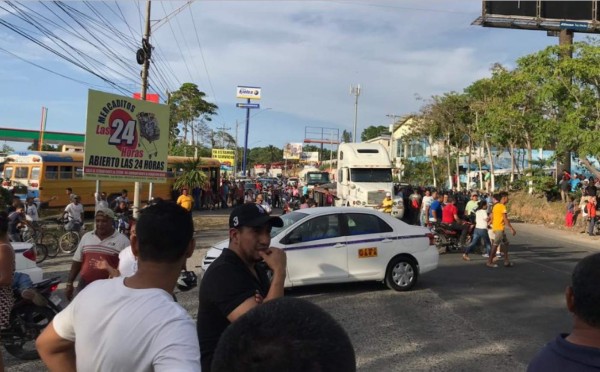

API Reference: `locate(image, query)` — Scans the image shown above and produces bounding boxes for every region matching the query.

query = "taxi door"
[343,213,395,279]
[280,213,348,285]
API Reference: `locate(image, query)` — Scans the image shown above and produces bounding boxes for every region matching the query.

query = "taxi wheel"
[385,256,418,292]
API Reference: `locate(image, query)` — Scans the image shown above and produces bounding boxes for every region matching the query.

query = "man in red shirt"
[441,196,469,247]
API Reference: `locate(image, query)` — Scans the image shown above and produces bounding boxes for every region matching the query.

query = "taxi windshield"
[271,211,308,237]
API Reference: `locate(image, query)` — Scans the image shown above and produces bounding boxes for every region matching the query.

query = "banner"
[283,143,303,160]
[83,90,169,183]
[300,152,319,163]
[212,148,235,167]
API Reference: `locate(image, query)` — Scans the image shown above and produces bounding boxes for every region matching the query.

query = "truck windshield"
[350,168,392,182]
[306,173,330,185]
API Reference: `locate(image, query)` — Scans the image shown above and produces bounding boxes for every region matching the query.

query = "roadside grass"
[508,191,573,229]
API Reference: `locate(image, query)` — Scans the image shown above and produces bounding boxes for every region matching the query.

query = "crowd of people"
[395,185,516,268]
[559,170,600,238]
[0,175,595,370]
[28,200,357,372]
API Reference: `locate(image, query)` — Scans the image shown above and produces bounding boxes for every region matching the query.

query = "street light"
[241,108,272,176]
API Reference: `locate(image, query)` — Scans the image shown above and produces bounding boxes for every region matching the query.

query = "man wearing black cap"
[197,203,286,372]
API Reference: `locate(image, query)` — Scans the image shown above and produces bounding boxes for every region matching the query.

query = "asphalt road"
[5,214,598,371]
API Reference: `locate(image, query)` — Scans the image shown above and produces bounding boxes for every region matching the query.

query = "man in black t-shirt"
[197,203,286,372]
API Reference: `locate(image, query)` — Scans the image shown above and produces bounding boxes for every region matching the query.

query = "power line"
[0,15,133,96]
[0,45,111,89]
[188,4,223,121]
[160,1,194,82]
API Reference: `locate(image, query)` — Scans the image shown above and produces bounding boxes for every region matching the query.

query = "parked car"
[201,207,438,291]
[14,242,43,283]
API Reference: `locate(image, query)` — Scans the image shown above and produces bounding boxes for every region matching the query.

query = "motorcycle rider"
[441,196,469,249]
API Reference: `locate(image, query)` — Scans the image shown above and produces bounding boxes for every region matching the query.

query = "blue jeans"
[464,228,491,255]
[12,272,33,291]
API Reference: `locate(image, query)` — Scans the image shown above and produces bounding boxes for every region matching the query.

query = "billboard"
[84,90,169,183]
[300,152,319,163]
[476,1,600,33]
[283,143,303,160]
[212,148,235,167]
[236,86,261,100]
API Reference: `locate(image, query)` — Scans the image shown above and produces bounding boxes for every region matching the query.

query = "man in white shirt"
[94,191,109,211]
[24,197,40,223]
[63,195,84,232]
[36,201,200,372]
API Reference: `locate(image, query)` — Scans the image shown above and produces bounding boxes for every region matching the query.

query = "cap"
[385,192,391,197]
[96,207,115,219]
[471,192,478,197]
[229,203,283,229]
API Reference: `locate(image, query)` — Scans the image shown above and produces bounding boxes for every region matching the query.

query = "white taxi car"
[201,207,438,291]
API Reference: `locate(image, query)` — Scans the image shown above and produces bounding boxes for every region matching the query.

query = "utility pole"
[351,84,361,142]
[234,120,239,175]
[134,0,152,219]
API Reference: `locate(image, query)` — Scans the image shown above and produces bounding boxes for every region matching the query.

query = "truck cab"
[304,171,330,191]
[336,143,404,219]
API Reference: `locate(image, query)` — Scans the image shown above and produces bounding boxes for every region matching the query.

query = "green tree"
[172,157,207,191]
[361,125,388,142]
[1,144,14,154]
[27,142,59,151]
[341,130,352,143]
[169,83,218,150]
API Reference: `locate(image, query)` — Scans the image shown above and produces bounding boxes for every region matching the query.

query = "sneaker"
[21,289,48,307]
[462,254,470,261]
[482,254,490,258]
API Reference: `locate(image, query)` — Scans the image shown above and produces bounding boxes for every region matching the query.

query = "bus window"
[75,166,83,178]
[15,167,29,179]
[31,166,40,180]
[3,167,13,180]
[60,166,73,179]
[46,166,58,180]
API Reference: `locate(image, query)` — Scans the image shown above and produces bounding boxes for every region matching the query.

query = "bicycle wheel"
[34,244,48,264]
[59,232,80,254]
[42,232,60,258]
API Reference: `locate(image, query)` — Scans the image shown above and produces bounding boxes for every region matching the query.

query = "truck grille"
[367,191,386,205]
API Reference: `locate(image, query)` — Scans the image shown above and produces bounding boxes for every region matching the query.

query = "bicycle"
[20,223,54,264]
[57,217,84,254]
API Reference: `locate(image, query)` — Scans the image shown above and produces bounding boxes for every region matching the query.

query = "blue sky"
[0,1,592,152]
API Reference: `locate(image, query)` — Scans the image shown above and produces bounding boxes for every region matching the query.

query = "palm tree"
[173,157,208,191]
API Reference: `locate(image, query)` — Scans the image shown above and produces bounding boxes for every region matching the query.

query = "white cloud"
[0,0,583,148]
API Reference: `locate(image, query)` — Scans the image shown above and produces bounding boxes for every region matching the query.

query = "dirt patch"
[193,215,229,231]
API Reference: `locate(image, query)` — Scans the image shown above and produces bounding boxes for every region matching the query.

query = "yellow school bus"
[1,150,220,210]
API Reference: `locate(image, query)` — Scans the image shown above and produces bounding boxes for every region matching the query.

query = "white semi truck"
[333,142,404,218]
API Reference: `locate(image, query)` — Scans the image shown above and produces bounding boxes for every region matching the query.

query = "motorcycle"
[431,222,475,253]
[2,276,63,360]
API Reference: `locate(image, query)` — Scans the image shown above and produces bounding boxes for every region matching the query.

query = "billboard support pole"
[242,99,251,177]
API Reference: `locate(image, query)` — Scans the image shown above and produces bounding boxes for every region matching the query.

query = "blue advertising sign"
[560,21,589,31]
[236,103,260,109]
